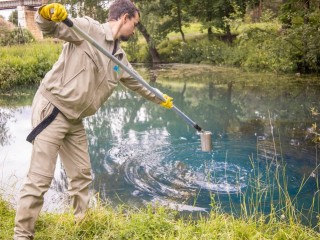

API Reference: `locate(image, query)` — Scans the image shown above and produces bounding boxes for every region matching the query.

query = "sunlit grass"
[1,176,319,240]
[167,22,207,40]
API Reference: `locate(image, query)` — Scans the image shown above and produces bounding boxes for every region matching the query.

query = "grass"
[1,181,319,240]
[167,22,207,40]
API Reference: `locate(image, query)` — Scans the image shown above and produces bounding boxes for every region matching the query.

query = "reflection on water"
[0,64,319,218]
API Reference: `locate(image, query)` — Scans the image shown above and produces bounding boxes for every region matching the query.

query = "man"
[14,0,173,239]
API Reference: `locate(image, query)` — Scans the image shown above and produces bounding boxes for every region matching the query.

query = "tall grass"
[1,157,320,240]
[1,193,319,240]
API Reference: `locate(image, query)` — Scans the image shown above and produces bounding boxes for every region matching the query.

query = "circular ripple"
[106,131,249,207]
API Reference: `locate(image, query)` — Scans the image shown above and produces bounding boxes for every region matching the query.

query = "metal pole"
[62,18,203,132]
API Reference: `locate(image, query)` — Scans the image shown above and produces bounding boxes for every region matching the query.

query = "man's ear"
[122,13,129,23]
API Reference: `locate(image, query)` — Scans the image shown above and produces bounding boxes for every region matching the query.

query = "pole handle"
[63,18,73,27]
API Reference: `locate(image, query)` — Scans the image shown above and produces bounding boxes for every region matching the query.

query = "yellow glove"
[40,3,68,22]
[160,94,173,109]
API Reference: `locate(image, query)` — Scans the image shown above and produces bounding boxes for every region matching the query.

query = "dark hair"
[108,0,140,21]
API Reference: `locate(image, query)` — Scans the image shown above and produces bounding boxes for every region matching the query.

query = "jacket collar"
[103,22,114,42]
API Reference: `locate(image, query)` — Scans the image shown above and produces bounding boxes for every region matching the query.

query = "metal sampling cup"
[200,131,212,152]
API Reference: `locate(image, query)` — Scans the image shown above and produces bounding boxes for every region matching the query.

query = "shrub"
[0,17,34,46]
[0,41,62,91]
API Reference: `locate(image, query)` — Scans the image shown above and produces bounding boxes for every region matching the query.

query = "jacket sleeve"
[119,59,163,105]
[34,6,92,44]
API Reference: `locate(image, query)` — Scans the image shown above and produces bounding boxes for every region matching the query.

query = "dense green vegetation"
[0,16,34,46]
[126,0,320,73]
[0,0,319,79]
[0,41,61,91]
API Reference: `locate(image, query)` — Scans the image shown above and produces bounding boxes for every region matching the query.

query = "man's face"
[119,11,139,41]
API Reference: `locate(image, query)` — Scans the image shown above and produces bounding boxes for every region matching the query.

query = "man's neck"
[108,20,122,40]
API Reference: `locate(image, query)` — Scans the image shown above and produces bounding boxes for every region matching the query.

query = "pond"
[0,64,319,223]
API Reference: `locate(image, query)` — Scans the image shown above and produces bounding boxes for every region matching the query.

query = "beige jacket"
[35,13,162,120]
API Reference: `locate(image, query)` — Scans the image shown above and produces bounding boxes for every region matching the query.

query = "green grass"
[1,191,319,240]
[167,22,207,40]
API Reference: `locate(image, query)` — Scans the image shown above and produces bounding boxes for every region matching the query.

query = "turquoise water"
[0,64,319,222]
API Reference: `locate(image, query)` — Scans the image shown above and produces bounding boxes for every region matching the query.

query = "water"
[0,64,319,221]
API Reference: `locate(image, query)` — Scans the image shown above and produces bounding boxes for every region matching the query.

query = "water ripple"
[106,132,249,208]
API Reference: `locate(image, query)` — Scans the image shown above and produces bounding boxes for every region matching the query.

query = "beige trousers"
[14,91,92,240]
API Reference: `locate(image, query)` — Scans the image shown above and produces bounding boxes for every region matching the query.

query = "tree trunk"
[130,0,161,63]
[304,0,310,24]
[208,26,213,40]
[177,0,186,42]
[137,23,161,63]
[225,24,233,44]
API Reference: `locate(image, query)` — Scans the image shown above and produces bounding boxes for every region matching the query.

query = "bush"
[0,17,34,46]
[156,22,298,73]
[235,26,296,72]
[158,36,229,64]
[0,41,62,91]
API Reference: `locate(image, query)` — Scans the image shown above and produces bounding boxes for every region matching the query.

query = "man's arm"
[35,3,91,44]
[120,60,173,108]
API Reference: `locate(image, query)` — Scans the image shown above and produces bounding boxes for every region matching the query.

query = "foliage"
[153,0,191,42]
[188,0,247,39]
[278,0,320,73]
[7,28,35,45]
[0,16,35,46]
[156,22,293,73]
[0,41,62,92]
[8,10,18,26]
[135,0,176,44]
[121,32,149,63]
[235,23,296,72]
[158,36,225,64]
[57,0,109,23]
[0,17,14,46]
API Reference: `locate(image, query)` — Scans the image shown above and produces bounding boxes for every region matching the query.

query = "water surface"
[0,64,319,218]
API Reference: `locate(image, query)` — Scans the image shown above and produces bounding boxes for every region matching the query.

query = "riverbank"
[1,21,319,93]
[1,195,319,240]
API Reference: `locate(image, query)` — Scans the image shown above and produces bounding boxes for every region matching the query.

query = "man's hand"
[40,3,68,22]
[160,94,173,109]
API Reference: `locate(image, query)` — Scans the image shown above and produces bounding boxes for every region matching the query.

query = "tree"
[133,0,163,63]
[59,0,109,22]
[8,10,18,26]
[188,0,247,42]
[0,17,14,46]
[136,22,161,63]
[156,0,190,42]
[278,0,320,73]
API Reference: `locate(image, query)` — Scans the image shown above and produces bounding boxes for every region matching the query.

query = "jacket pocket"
[63,67,86,87]
[84,49,101,71]
[63,50,86,87]
[32,93,55,128]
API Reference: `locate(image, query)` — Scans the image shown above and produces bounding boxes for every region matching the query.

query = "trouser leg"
[14,91,66,240]
[59,121,92,219]
[14,139,60,240]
